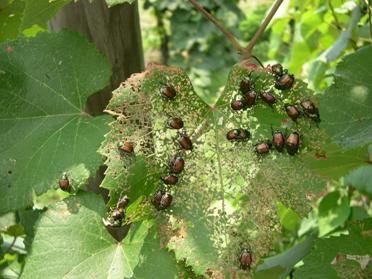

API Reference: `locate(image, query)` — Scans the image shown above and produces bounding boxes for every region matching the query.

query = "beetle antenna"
[251,55,264,68]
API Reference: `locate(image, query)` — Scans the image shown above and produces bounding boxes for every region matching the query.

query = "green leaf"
[2,224,24,237]
[22,192,178,278]
[133,219,185,278]
[350,206,370,221]
[21,0,72,30]
[344,166,372,197]
[18,209,41,251]
[319,6,361,62]
[0,0,25,41]
[255,236,315,279]
[0,31,111,213]
[276,201,301,232]
[295,219,372,279]
[298,210,318,237]
[303,143,369,180]
[101,63,325,275]
[320,46,372,149]
[105,0,135,8]
[318,191,350,237]
[0,212,16,231]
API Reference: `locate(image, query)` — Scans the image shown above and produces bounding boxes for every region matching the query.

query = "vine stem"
[368,0,372,42]
[328,0,342,31]
[187,0,244,53]
[244,0,284,58]
[4,237,17,254]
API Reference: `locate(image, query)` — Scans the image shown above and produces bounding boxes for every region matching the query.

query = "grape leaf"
[255,236,315,279]
[0,31,111,213]
[276,201,301,232]
[295,219,372,279]
[20,0,72,30]
[318,190,350,237]
[320,46,372,149]
[302,142,370,180]
[344,165,372,197]
[100,63,325,276]
[22,192,179,278]
[0,0,25,41]
[105,0,135,8]
[0,0,68,41]
[18,209,41,251]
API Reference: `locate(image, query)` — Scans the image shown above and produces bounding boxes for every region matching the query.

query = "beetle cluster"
[271,64,320,124]
[254,130,300,156]
[228,63,320,159]
[285,99,320,123]
[152,85,194,210]
[231,75,279,111]
[231,63,295,111]
[106,196,130,225]
[272,63,295,90]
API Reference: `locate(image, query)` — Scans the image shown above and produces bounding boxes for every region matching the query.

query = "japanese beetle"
[240,77,252,94]
[286,132,300,155]
[160,85,176,99]
[226,129,250,142]
[300,99,320,122]
[243,91,257,107]
[167,117,184,129]
[169,155,185,173]
[118,141,134,154]
[271,64,283,77]
[239,249,253,270]
[177,133,193,150]
[117,196,129,209]
[161,175,178,185]
[160,192,173,209]
[112,207,124,221]
[226,129,239,141]
[231,100,246,111]
[272,131,285,152]
[260,91,276,106]
[152,190,165,208]
[300,99,316,114]
[58,173,69,191]
[152,190,172,210]
[285,104,300,121]
[255,142,271,155]
[275,73,295,90]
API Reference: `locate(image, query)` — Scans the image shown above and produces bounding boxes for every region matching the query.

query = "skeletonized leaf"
[100,62,324,276]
